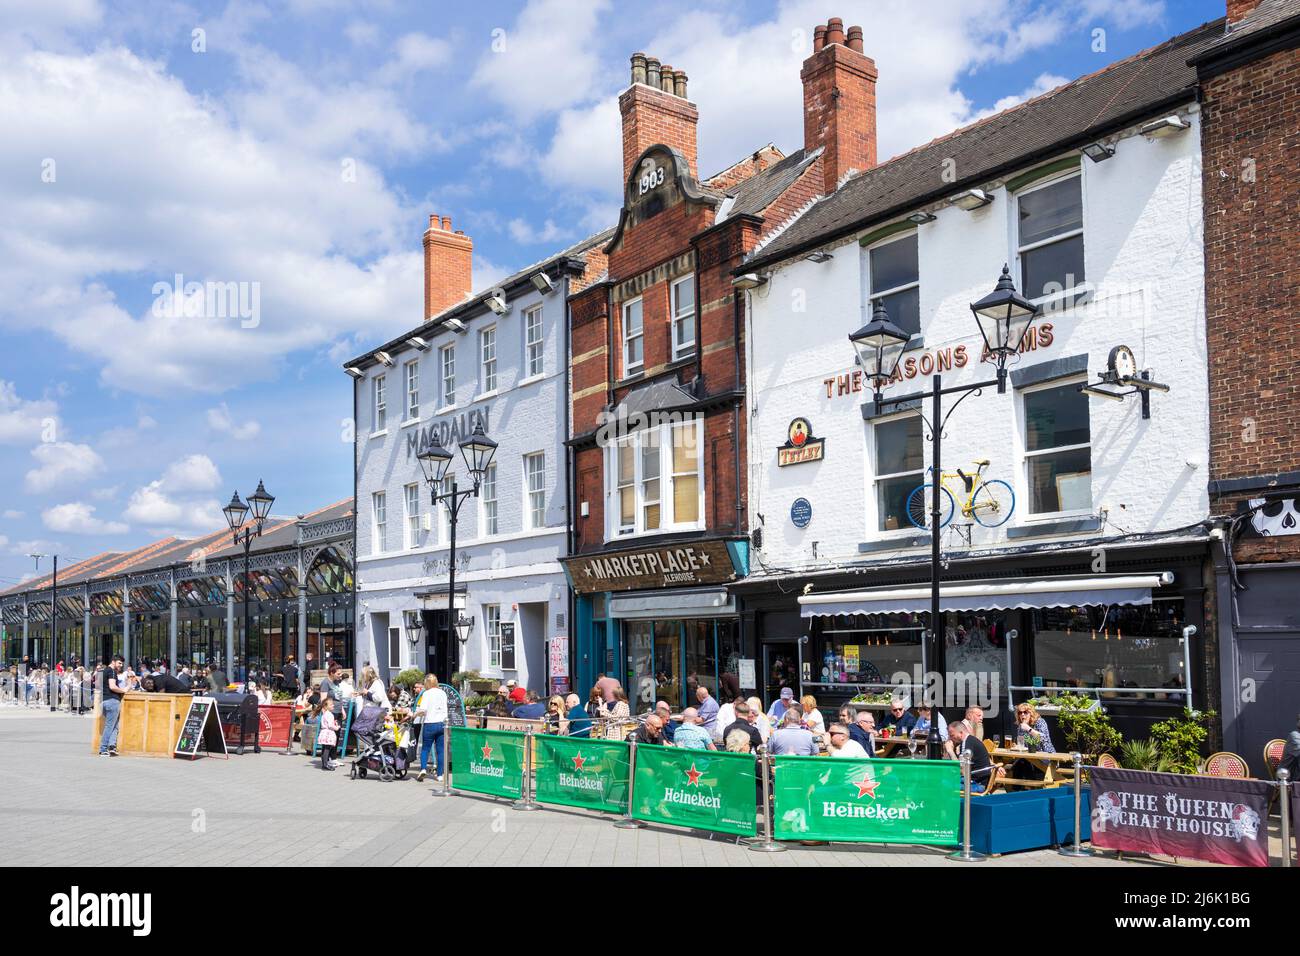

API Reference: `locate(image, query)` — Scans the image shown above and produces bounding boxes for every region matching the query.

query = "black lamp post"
[223,480,275,691]
[849,265,1039,760]
[416,422,496,681]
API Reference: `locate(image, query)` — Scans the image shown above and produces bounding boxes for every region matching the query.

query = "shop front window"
[1031,599,1187,701]
[654,621,681,709]
[813,613,927,687]
[684,619,715,702]
[627,622,653,710]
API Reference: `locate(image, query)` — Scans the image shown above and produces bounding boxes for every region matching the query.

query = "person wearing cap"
[767,686,796,722]
[507,679,526,705]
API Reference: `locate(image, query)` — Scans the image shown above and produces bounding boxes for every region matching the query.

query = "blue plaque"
[790,498,812,528]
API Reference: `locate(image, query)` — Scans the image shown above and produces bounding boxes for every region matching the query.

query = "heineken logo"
[820,802,910,820]
[558,772,604,792]
[481,743,493,760]
[685,762,703,786]
[854,774,880,799]
[571,752,586,771]
[663,787,721,809]
[470,761,504,778]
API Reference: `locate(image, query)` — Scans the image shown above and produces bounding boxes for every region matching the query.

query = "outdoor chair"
[1202,751,1249,778]
[1264,738,1286,814]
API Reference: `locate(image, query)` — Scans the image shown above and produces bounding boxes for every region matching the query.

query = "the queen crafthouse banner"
[631,744,757,836]
[772,756,960,845]
[534,735,630,814]
[450,727,525,799]
[1089,766,1272,867]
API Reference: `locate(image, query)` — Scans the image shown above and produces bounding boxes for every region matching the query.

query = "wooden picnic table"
[988,748,1077,788]
[874,735,928,758]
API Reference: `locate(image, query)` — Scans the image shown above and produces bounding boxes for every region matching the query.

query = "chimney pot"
[847,25,864,52]
[674,70,688,98]
[813,25,826,52]
[424,215,473,320]
[442,216,452,231]
[428,213,438,229]
[660,65,675,93]
[619,52,699,179]
[826,17,845,46]
[645,56,661,89]
[630,52,647,86]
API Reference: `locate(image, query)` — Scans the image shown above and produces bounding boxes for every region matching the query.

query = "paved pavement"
[0,706,1288,867]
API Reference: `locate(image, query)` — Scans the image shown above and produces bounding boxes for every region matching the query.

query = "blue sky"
[0,0,1224,589]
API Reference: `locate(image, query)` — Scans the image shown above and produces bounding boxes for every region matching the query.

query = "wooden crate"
[90,692,192,757]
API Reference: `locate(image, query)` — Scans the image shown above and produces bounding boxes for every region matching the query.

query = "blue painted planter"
[960,787,1092,855]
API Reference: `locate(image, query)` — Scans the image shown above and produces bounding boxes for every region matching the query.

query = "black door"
[424,609,459,681]
[763,641,799,708]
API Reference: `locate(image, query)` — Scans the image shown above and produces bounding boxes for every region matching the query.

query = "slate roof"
[1190,0,1300,68]
[743,18,1225,273]
[724,147,818,219]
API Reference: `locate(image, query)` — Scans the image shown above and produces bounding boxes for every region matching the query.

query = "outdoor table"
[874,735,927,758]
[989,748,1077,787]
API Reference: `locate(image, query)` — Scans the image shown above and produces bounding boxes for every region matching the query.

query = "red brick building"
[1194,0,1300,769]
[563,21,877,702]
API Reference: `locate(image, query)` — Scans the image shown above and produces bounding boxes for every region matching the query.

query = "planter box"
[468,680,498,693]
[1027,698,1101,716]
[961,787,1091,855]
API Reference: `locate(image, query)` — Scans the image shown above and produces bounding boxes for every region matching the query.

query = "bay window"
[608,417,704,538]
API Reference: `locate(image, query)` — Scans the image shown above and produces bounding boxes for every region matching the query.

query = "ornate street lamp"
[970,264,1040,391]
[224,480,274,703]
[850,300,911,414]
[416,425,496,681]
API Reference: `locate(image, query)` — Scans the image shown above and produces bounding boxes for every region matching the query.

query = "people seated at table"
[694,685,720,736]
[767,686,796,723]
[715,695,741,742]
[542,694,567,733]
[800,695,826,734]
[631,714,665,746]
[724,728,753,754]
[511,691,547,720]
[653,701,678,743]
[964,705,985,742]
[1009,702,1056,780]
[723,701,764,752]
[767,709,819,756]
[880,697,916,735]
[672,707,716,750]
[850,710,877,752]
[949,718,997,792]
[827,722,869,758]
[565,693,592,738]
[603,687,631,725]
[746,696,773,743]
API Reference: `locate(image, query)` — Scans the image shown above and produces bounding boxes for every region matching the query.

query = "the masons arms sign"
[563,539,739,594]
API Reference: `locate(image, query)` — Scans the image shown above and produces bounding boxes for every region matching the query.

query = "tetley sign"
[405,407,491,462]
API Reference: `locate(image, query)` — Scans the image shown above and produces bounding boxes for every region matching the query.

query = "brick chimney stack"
[620,52,699,180]
[423,213,472,320]
[1226,0,1262,24]
[802,17,878,195]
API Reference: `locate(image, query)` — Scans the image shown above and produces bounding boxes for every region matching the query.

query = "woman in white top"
[715,696,739,742]
[415,674,449,782]
[800,694,826,734]
[746,696,772,743]
[359,666,391,711]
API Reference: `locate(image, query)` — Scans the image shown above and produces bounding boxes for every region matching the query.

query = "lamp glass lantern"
[849,301,910,389]
[247,480,275,523]
[458,422,498,481]
[970,264,1039,386]
[417,436,454,486]
[454,614,474,645]
[223,491,249,532]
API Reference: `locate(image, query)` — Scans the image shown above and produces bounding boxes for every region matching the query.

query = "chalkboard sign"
[443,684,466,728]
[174,696,228,760]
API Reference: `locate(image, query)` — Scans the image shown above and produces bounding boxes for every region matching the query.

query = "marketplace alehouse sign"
[563,539,738,594]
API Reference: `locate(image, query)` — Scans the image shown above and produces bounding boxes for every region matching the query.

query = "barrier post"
[513,726,541,811]
[432,720,450,798]
[1279,768,1291,869]
[949,751,985,862]
[613,736,643,829]
[743,745,785,853]
[1059,751,1092,857]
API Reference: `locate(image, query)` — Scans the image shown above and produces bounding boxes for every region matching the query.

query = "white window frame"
[388,627,401,672]
[869,412,925,534]
[865,231,920,339]
[480,463,498,537]
[372,374,387,433]
[403,359,420,422]
[371,491,387,555]
[524,452,546,530]
[605,416,705,540]
[524,306,544,379]
[484,603,502,670]
[1018,376,1092,520]
[622,296,644,376]
[403,482,421,550]
[437,473,455,543]
[440,344,456,409]
[480,326,497,395]
[671,275,696,360]
[1015,171,1086,307]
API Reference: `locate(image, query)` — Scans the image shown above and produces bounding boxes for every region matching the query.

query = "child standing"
[317,694,339,771]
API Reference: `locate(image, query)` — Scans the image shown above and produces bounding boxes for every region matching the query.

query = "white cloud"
[91,486,118,501]
[24,441,104,493]
[0,534,7,549]
[378,33,453,83]
[508,217,569,245]
[122,485,222,533]
[971,73,1071,122]
[99,414,158,449]
[0,380,59,445]
[470,0,611,117]
[207,403,262,441]
[3,510,23,519]
[42,501,128,535]
[160,454,221,493]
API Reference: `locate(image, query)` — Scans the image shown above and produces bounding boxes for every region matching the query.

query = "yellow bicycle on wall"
[905,460,1016,530]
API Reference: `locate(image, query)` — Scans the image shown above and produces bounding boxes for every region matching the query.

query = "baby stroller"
[348,705,409,782]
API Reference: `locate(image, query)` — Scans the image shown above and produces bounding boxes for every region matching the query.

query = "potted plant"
[1150,708,1215,775]
[1058,700,1122,758]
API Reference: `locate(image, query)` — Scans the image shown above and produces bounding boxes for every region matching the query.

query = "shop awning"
[610,588,734,620]
[798,572,1174,618]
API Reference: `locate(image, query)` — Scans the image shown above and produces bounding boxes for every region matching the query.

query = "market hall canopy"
[797,572,1175,618]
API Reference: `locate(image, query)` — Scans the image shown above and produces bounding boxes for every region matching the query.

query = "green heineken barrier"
[449,727,527,799]
[772,756,961,845]
[631,743,758,837]
[534,735,631,814]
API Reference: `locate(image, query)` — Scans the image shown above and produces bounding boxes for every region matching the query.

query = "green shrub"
[1058,704,1123,757]
[463,693,497,710]
[271,690,295,702]
[1120,738,1173,772]
[451,669,482,686]
[1150,708,1215,774]
[393,667,425,691]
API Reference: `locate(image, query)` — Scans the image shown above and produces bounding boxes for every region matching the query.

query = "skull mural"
[1231,804,1261,841]
[1248,497,1300,537]
[1091,791,1124,830]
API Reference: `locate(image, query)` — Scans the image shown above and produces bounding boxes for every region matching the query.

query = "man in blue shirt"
[511,691,547,720]
[879,698,916,735]
[694,685,719,737]
[767,686,795,723]
[672,707,715,750]
[565,693,591,737]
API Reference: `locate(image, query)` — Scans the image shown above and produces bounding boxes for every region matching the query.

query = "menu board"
[443,684,466,728]
[174,697,228,760]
